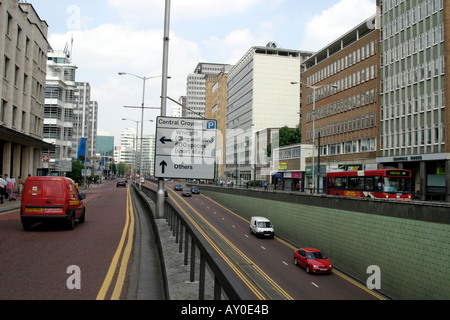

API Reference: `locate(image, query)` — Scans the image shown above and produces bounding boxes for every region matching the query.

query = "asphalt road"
[161,181,383,300]
[0,180,131,300]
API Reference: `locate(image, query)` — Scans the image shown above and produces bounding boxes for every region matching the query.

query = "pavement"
[0,195,21,213]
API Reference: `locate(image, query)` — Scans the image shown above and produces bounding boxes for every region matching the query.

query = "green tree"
[267,124,302,158]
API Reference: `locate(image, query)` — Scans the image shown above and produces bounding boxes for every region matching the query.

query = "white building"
[44,49,78,164]
[186,63,231,118]
[225,43,313,182]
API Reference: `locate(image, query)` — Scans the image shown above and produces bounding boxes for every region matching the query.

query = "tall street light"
[122,118,154,184]
[292,81,338,193]
[118,72,168,190]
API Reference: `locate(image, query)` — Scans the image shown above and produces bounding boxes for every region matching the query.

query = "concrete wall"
[199,186,450,300]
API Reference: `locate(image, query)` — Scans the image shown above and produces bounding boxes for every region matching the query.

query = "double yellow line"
[96,186,135,300]
[170,189,293,300]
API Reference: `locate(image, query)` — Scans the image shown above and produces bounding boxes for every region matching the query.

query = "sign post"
[154,116,217,180]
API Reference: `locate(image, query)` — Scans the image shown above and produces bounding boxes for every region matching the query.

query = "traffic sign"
[154,116,217,179]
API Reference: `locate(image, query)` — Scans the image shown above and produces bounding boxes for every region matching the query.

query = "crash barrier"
[134,184,250,300]
[195,184,450,300]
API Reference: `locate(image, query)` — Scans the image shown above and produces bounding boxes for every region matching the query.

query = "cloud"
[107,0,266,25]
[300,0,376,51]
[48,24,201,141]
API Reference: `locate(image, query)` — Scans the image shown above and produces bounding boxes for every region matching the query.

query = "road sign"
[154,116,217,179]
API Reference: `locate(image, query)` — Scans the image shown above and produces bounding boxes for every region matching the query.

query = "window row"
[382,25,444,65]
[306,41,377,87]
[305,88,378,123]
[382,90,444,119]
[381,124,445,149]
[305,64,378,105]
[320,138,377,157]
[305,113,377,141]
[381,0,443,32]
[381,57,444,93]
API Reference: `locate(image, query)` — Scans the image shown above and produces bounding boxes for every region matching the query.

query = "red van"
[20,176,86,230]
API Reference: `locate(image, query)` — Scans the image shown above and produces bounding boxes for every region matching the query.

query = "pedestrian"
[18,176,23,195]
[6,177,14,200]
[0,175,6,204]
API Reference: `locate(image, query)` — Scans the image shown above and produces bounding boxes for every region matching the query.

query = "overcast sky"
[30,0,376,145]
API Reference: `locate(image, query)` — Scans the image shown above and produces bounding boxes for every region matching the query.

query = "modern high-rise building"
[44,49,77,164]
[376,0,449,201]
[74,82,98,160]
[0,0,52,177]
[225,43,313,183]
[186,63,231,119]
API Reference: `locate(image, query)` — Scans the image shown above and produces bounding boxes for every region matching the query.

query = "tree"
[267,124,302,158]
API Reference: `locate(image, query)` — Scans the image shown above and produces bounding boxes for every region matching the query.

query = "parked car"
[182,189,192,197]
[249,216,274,238]
[20,176,86,230]
[293,248,333,274]
[116,180,127,187]
[190,186,200,194]
[174,184,183,191]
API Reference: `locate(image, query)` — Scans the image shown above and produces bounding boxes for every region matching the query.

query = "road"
[158,181,384,300]
[0,180,133,300]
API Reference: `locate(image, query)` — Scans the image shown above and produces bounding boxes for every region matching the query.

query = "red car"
[293,248,333,274]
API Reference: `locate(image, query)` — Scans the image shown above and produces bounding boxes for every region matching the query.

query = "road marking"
[261,246,266,250]
[311,282,319,288]
[282,261,288,266]
[96,186,134,300]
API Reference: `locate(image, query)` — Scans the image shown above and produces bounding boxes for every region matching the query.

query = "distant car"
[293,248,332,274]
[190,186,200,194]
[116,180,127,187]
[140,177,145,184]
[182,189,191,197]
[174,184,183,191]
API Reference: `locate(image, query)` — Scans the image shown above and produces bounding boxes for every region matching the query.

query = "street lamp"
[118,72,170,190]
[122,118,154,184]
[292,81,338,193]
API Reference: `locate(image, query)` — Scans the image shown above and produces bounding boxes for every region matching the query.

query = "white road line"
[261,246,266,250]
[282,261,288,266]
[311,282,319,288]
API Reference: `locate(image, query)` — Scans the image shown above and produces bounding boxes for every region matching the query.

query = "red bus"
[326,169,412,200]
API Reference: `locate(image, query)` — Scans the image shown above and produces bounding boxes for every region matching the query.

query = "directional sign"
[154,116,217,179]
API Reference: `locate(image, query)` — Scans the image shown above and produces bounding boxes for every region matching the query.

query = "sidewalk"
[0,195,21,214]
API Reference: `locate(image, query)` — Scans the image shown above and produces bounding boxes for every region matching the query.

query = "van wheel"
[79,209,86,223]
[67,214,75,230]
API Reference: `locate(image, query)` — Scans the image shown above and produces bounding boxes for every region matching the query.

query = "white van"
[250,216,274,238]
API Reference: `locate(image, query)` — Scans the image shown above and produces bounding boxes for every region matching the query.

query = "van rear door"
[23,180,66,215]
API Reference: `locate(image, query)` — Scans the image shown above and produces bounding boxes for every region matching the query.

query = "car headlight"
[313,265,319,268]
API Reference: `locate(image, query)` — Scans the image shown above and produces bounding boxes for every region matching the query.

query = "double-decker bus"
[326,169,412,200]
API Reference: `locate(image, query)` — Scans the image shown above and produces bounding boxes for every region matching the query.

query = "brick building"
[301,17,380,191]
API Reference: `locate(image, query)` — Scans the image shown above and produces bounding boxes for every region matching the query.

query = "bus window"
[348,177,364,190]
[364,177,374,190]
[374,176,382,191]
[335,177,347,189]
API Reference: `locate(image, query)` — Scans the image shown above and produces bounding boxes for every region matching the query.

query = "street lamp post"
[119,72,167,190]
[122,118,154,184]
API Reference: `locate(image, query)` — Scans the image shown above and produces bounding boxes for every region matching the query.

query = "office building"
[186,63,231,119]
[0,0,52,177]
[225,43,313,183]
[377,0,449,200]
[302,16,380,190]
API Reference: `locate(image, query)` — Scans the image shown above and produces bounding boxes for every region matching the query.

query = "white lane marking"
[261,246,266,250]
[311,282,319,288]
[282,261,288,266]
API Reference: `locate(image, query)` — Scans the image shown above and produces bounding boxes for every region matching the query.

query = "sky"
[30,0,377,145]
